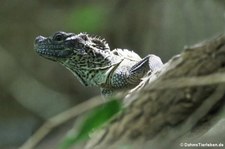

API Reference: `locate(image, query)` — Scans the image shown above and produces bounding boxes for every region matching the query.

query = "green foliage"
[67,5,107,32]
[59,99,122,149]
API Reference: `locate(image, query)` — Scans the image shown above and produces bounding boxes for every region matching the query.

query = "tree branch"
[86,34,225,149]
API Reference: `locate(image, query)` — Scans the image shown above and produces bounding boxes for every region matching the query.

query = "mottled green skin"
[34,31,163,96]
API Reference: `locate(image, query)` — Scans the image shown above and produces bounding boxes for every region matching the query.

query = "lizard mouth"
[35,46,73,61]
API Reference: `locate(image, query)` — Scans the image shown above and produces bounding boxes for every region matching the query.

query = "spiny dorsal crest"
[78,33,110,51]
[112,49,142,61]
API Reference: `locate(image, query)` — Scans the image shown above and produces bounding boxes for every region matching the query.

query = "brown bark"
[86,34,225,149]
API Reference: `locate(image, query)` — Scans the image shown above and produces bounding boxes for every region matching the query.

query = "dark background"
[0,0,224,148]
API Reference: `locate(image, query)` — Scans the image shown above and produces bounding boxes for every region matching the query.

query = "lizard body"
[34,31,163,96]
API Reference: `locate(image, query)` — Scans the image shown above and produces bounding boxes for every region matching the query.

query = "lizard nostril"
[35,36,45,44]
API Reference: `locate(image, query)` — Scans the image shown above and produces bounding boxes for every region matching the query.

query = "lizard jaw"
[35,47,73,61]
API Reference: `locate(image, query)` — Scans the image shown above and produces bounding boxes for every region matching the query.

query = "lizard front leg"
[127,54,163,85]
[101,55,163,96]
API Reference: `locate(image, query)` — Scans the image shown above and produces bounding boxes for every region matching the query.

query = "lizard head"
[34,31,110,63]
[34,31,113,86]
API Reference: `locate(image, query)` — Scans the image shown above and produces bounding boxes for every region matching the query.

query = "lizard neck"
[60,53,123,87]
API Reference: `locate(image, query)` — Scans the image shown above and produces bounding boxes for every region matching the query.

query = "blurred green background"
[0,0,224,148]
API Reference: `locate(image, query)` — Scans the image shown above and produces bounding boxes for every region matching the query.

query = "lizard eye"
[53,33,64,41]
